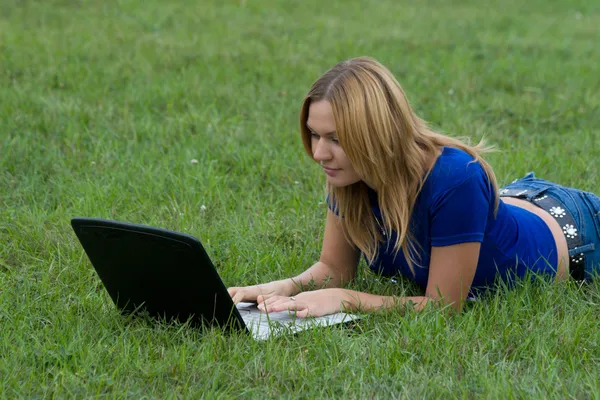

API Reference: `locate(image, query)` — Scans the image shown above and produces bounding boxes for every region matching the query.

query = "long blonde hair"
[299,56,499,274]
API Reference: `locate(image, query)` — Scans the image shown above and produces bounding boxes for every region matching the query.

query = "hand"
[257,288,353,318]
[227,279,297,305]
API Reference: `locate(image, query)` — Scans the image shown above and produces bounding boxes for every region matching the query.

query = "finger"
[256,296,275,310]
[229,288,245,305]
[265,299,311,317]
[257,296,287,311]
[256,293,280,306]
[295,308,310,318]
[263,299,300,313]
[231,288,258,305]
[232,292,244,305]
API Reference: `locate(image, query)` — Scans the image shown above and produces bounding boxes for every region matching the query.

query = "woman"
[227,56,600,317]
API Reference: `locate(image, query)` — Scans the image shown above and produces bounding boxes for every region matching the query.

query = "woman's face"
[306,101,362,187]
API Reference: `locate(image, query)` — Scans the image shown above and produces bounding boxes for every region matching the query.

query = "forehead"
[307,100,336,130]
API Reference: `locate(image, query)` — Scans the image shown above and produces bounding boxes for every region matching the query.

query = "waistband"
[500,188,585,280]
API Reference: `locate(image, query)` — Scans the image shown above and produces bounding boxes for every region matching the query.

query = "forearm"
[288,261,354,294]
[339,289,432,313]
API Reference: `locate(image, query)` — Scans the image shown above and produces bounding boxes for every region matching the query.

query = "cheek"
[335,150,361,180]
[310,138,318,155]
[334,148,352,169]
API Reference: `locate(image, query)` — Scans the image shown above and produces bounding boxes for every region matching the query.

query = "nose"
[312,138,332,162]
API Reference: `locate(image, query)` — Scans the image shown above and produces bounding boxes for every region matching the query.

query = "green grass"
[1,0,600,397]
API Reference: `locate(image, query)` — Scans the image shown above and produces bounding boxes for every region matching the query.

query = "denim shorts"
[500,172,600,280]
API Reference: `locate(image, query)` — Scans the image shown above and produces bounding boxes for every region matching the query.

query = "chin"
[326,176,359,188]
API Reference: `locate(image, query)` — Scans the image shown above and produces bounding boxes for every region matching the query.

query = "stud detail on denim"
[534,195,548,202]
[563,224,578,238]
[550,206,566,218]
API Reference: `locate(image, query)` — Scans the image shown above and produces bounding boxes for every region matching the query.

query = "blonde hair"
[299,56,499,274]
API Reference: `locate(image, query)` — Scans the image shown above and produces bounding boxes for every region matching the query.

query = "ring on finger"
[290,296,296,301]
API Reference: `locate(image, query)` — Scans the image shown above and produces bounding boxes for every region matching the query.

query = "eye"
[310,132,319,139]
[331,138,339,144]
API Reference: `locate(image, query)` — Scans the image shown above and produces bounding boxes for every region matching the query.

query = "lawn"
[1,0,599,398]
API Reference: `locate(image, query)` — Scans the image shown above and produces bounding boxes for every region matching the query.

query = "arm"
[289,209,361,292]
[229,209,360,303]
[261,241,480,316]
[338,242,480,313]
[337,168,489,314]
[261,170,488,316]
[339,169,488,313]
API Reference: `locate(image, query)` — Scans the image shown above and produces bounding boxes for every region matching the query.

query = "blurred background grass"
[1,0,599,397]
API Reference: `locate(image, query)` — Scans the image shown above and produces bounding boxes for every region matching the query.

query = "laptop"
[70,218,359,340]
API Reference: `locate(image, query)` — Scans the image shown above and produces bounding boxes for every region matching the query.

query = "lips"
[323,166,340,177]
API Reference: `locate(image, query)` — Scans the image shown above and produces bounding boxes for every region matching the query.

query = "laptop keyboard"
[236,302,297,323]
[235,302,359,340]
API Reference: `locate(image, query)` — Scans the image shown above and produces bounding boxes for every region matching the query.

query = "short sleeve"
[429,166,493,246]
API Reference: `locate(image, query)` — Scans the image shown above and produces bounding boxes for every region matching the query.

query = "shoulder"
[425,147,488,192]
[422,147,494,209]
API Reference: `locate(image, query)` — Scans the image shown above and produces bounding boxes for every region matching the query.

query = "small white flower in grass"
[549,206,566,218]
[448,89,454,95]
[562,224,577,238]
[90,161,96,166]
[294,181,300,185]
[200,205,207,211]
[191,159,198,165]
[575,12,582,20]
